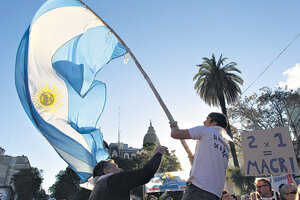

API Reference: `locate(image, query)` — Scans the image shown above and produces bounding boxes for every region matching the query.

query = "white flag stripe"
[27,6,105,153]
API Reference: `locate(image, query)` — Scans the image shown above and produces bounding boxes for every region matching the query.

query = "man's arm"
[171,128,192,139]
[107,146,166,195]
[170,121,192,139]
[170,122,194,163]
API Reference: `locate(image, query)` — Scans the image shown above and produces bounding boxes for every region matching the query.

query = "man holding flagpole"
[170,112,229,200]
[88,146,166,200]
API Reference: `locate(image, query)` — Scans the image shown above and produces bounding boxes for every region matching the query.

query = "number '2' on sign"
[241,127,298,176]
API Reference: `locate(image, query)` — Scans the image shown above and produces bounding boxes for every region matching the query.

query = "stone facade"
[109,143,139,159]
[0,148,31,187]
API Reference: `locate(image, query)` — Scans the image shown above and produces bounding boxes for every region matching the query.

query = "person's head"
[204,112,228,129]
[256,178,272,198]
[93,159,123,177]
[279,184,286,199]
[148,195,157,200]
[221,191,233,200]
[231,194,238,200]
[280,184,297,200]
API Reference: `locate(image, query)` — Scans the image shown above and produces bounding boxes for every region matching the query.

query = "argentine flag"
[15,0,127,181]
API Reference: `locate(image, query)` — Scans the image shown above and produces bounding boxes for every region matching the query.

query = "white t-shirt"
[188,126,229,198]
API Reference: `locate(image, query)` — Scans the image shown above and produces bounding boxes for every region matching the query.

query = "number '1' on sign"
[241,127,298,176]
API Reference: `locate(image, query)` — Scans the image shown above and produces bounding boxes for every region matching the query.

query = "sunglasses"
[256,185,268,189]
[285,191,297,195]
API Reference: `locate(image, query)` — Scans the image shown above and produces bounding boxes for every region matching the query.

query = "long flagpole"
[78,0,193,162]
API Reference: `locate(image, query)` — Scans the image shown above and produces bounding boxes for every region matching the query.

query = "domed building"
[143,121,160,146]
[108,121,161,159]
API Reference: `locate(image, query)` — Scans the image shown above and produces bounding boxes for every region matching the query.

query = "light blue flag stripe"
[15,0,127,181]
[52,25,126,97]
[15,28,104,181]
[15,27,38,129]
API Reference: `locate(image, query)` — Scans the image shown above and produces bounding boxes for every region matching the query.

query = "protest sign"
[268,174,296,192]
[241,127,298,176]
[145,171,188,193]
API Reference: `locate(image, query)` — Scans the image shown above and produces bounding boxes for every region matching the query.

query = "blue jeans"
[182,183,219,200]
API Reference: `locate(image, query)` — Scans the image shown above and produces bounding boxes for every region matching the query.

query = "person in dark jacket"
[88,146,166,200]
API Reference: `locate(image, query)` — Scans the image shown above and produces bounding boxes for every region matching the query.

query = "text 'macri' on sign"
[241,127,298,176]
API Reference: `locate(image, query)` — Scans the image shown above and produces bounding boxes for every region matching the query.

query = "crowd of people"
[221,178,299,200]
[87,112,299,200]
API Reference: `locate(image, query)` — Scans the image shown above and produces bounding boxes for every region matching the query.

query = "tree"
[228,87,300,158]
[136,143,182,172]
[36,189,49,200]
[193,53,243,167]
[10,167,43,200]
[112,157,139,171]
[49,167,92,200]
[158,150,182,172]
[227,167,256,195]
[228,87,298,136]
[49,167,80,200]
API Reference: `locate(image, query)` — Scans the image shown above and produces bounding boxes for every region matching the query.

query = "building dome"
[143,121,160,146]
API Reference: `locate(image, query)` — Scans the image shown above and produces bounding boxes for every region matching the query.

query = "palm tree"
[193,53,243,168]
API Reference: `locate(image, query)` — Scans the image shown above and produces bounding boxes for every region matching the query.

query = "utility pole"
[118,107,121,145]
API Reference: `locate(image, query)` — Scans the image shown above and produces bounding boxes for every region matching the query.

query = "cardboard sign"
[241,127,298,176]
[145,171,188,193]
[270,174,296,192]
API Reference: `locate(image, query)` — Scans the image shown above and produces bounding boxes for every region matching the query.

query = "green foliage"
[36,189,49,200]
[49,167,92,200]
[193,53,243,168]
[227,167,255,194]
[10,167,43,200]
[228,86,300,160]
[143,142,156,152]
[137,143,182,172]
[158,150,182,172]
[228,87,298,131]
[193,53,243,107]
[49,167,80,199]
[135,143,156,168]
[113,157,139,171]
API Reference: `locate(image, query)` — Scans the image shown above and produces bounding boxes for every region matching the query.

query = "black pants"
[182,183,219,200]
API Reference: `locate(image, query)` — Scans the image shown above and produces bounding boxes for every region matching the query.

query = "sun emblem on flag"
[32,84,63,112]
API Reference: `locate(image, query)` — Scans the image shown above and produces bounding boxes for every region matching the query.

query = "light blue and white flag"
[15,0,127,181]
